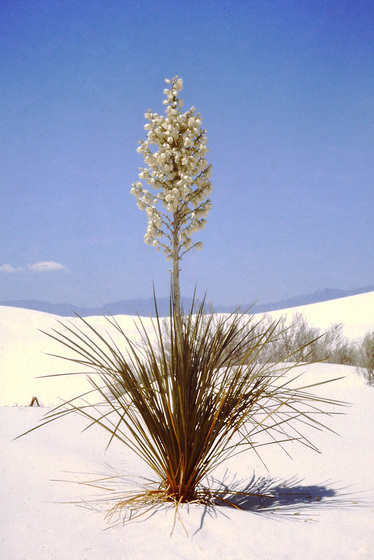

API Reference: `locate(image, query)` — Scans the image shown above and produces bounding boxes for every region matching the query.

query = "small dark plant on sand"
[21,295,344,522]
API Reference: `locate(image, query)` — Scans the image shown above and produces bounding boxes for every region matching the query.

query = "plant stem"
[172,214,182,330]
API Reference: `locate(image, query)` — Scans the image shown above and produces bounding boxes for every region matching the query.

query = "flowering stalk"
[131,76,212,317]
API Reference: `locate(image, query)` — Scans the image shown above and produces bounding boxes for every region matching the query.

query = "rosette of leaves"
[21,295,344,520]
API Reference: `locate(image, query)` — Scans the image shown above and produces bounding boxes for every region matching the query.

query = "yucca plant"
[21,294,344,519]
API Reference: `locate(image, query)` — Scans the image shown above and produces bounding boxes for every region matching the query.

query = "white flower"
[132,76,212,261]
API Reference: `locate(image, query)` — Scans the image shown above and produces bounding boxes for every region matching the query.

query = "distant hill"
[0,297,193,317]
[0,286,373,317]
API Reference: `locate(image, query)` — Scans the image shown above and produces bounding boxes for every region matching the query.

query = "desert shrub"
[324,324,358,366]
[356,332,374,386]
[255,314,374,386]
[21,296,343,520]
[266,313,322,363]
[249,313,358,367]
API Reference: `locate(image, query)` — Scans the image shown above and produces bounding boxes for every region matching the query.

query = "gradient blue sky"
[1,0,373,307]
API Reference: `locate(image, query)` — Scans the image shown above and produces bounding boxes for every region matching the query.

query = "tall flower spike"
[131,76,212,315]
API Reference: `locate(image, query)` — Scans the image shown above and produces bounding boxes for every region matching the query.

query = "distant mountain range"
[0,286,373,317]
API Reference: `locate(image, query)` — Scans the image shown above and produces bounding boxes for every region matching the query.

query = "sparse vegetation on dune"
[356,331,374,386]
[244,312,373,386]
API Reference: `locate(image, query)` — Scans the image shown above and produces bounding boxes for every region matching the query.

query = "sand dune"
[1,295,373,559]
[259,290,374,339]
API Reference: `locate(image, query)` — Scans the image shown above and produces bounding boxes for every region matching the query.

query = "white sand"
[1,293,373,559]
[260,290,374,339]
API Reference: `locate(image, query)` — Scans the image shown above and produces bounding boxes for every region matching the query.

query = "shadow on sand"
[191,472,368,533]
[67,468,369,534]
[212,473,338,512]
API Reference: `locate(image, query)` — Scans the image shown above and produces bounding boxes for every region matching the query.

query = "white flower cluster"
[131,76,212,260]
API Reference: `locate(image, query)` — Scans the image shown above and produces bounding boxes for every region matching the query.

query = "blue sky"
[1,0,373,307]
